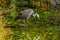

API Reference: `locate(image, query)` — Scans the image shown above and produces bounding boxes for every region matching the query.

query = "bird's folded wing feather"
[20,9,33,17]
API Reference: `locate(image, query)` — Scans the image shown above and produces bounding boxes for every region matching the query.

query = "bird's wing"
[20,9,33,17]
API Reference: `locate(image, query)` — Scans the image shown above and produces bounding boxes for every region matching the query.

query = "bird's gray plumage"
[15,9,39,21]
[20,9,34,19]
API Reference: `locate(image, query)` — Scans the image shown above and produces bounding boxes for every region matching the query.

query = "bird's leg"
[24,17,29,26]
[24,20,26,26]
[23,18,28,26]
[23,20,27,27]
[26,17,29,23]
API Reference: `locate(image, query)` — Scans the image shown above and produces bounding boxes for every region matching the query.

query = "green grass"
[2,6,60,40]
[1,0,60,40]
[4,26,60,40]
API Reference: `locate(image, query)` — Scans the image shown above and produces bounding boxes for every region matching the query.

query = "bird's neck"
[33,14,39,18]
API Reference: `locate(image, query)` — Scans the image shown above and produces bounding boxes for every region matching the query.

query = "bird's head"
[35,14,39,18]
[15,14,21,21]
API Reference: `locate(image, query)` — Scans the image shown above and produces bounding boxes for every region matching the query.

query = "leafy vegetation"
[0,0,60,40]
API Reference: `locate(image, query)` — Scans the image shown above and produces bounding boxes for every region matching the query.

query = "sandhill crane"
[15,9,39,26]
[15,9,39,21]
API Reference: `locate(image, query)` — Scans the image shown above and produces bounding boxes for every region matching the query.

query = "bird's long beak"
[36,14,39,18]
[37,15,39,18]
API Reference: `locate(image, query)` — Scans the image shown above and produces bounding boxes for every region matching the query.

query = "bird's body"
[20,9,34,19]
[15,9,39,26]
[15,9,39,21]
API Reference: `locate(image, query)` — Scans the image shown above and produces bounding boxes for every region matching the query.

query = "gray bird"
[15,9,39,21]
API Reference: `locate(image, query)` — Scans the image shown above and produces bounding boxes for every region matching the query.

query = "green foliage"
[1,0,60,40]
